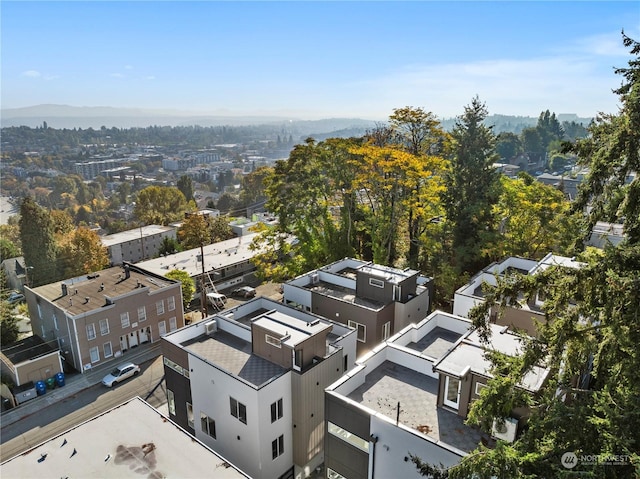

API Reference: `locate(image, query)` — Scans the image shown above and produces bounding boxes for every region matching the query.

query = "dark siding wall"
[164,366,192,432]
[325,393,370,479]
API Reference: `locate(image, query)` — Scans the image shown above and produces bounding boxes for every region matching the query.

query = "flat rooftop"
[435,326,549,392]
[30,266,176,317]
[346,361,483,453]
[0,397,249,478]
[306,281,384,311]
[405,327,462,359]
[100,225,174,247]
[183,329,286,387]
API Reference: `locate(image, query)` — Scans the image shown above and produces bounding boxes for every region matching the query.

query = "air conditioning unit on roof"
[205,320,217,335]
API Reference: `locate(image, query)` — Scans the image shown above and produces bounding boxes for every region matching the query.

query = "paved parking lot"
[185,281,283,323]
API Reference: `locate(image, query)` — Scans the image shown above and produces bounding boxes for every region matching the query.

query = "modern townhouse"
[453,253,584,337]
[282,258,433,358]
[160,297,357,479]
[324,310,550,479]
[24,263,185,373]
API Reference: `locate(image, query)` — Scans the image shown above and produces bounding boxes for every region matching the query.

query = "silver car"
[101,362,140,387]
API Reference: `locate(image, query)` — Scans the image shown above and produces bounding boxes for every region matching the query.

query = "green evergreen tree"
[413,32,640,479]
[443,96,502,274]
[19,197,57,287]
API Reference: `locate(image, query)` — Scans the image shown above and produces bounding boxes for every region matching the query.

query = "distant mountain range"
[1,104,592,134]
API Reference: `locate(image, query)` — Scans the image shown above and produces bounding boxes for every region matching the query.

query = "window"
[156,300,165,315]
[328,422,369,452]
[230,397,247,424]
[89,346,100,363]
[53,314,59,331]
[138,306,147,322]
[86,323,96,341]
[158,321,167,336]
[475,382,487,396]
[167,389,175,415]
[99,318,110,336]
[327,469,348,479]
[294,349,303,370]
[348,320,366,343]
[169,316,177,331]
[266,334,282,348]
[103,342,113,358]
[164,357,189,378]
[271,398,283,423]
[271,434,284,460]
[187,402,194,428]
[382,321,391,340]
[369,278,384,288]
[201,413,216,439]
[120,312,130,328]
[167,296,175,311]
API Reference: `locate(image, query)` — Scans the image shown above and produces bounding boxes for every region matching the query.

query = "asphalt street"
[0,343,166,463]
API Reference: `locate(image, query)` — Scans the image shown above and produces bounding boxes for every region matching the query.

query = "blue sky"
[2,1,639,120]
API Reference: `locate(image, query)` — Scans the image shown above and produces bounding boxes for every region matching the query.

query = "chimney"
[61,284,68,296]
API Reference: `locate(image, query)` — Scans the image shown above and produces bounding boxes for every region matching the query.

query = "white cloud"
[352,55,621,118]
[110,73,125,78]
[21,70,41,78]
[571,32,634,57]
[145,75,156,80]
[124,65,134,70]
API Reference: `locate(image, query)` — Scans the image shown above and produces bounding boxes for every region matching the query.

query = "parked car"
[231,286,257,298]
[6,291,25,304]
[102,362,140,387]
[206,292,227,309]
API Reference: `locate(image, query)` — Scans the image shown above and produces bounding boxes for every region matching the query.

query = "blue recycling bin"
[35,380,47,396]
[55,372,65,387]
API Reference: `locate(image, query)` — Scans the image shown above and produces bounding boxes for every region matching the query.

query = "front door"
[120,335,128,353]
[128,331,139,348]
[139,327,149,344]
[443,376,461,410]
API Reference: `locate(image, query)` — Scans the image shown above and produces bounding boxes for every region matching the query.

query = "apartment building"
[136,232,293,298]
[101,224,177,265]
[283,258,433,357]
[453,253,584,336]
[324,310,550,479]
[160,297,357,479]
[24,263,185,373]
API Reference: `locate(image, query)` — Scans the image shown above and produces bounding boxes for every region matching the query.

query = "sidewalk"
[1,342,162,429]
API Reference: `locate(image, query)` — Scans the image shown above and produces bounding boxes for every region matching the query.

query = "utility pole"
[200,242,208,320]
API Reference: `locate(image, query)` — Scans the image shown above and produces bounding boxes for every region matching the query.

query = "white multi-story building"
[324,310,550,479]
[161,297,357,479]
